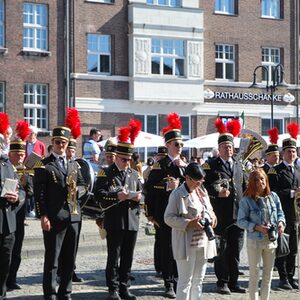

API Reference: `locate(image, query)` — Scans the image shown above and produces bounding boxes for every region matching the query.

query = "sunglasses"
[174,142,184,148]
[54,140,67,146]
[117,155,131,163]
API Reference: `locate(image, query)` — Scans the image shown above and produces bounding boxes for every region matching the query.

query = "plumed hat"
[10,120,31,153]
[162,112,182,143]
[265,127,279,155]
[215,118,241,145]
[282,123,298,150]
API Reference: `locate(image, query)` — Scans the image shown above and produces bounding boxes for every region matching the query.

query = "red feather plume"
[65,108,81,139]
[267,127,279,144]
[226,119,241,137]
[15,120,31,141]
[162,112,182,135]
[0,112,10,135]
[214,118,226,134]
[128,119,141,145]
[118,127,130,143]
[287,122,299,139]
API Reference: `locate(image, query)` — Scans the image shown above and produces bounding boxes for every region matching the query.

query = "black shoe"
[216,283,231,295]
[129,275,135,281]
[72,273,84,283]
[238,271,245,275]
[164,287,176,299]
[6,283,21,291]
[119,289,137,300]
[278,279,293,290]
[288,279,299,289]
[229,285,246,293]
[107,291,121,300]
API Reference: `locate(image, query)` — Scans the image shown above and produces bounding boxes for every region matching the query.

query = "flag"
[240,111,245,128]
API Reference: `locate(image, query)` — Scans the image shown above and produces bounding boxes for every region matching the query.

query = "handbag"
[276,233,290,258]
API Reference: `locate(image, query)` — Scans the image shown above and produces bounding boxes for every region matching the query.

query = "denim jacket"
[237,191,285,240]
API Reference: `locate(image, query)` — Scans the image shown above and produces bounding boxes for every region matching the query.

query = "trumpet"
[67,168,78,215]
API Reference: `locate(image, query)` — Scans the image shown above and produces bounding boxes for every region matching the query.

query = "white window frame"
[0,81,4,112]
[24,83,48,130]
[151,38,185,77]
[23,3,48,51]
[87,34,111,74]
[0,0,4,47]
[147,0,181,7]
[215,44,235,81]
[262,47,281,84]
[261,0,280,19]
[215,0,235,15]
[85,0,114,3]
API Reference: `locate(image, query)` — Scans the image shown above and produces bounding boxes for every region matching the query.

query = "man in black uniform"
[202,132,246,295]
[262,144,280,175]
[145,114,186,299]
[0,130,25,300]
[268,136,300,290]
[33,126,86,300]
[94,133,142,300]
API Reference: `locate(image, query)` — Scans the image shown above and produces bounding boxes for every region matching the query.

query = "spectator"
[131,152,143,179]
[26,125,46,158]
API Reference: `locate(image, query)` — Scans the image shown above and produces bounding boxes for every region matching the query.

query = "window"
[86,0,113,3]
[87,34,111,74]
[24,84,48,130]
[215,0,236,15]
[151,38,185,76]
[0,0,4,47]
[262,47,281,83]
[147,0,181,7]
[23,3,48,51]
[261,0,281,19]
[215,44,235,80]
[262,118,283,135]
[0,81,4,112]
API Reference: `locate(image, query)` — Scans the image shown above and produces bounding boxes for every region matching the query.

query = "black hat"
[282,138,297,150]
[162,113,182,143]
[265,144,279,155]
[106,143,117,155]
[164,129,182,143]
[9,139,26,153]
[157,146,167,156]
[116,142,134,156]
[52,126,71,141]
[67,138,77,150]
[218,133,234,145]
[185,162,206,180]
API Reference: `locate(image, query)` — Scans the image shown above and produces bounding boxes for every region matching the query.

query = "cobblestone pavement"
[6,218,300,300]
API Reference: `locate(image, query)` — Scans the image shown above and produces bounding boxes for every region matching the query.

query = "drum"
[76,158,102,219]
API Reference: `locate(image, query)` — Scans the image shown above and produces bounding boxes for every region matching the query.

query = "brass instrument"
[67,167,78,215]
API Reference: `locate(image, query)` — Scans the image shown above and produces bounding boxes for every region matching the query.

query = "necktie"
[59,157,66,171]
[226,161,231,172]
[288,165,293,174]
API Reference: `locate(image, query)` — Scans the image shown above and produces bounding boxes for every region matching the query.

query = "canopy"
[98,131,165,148]
[183,133,241,149]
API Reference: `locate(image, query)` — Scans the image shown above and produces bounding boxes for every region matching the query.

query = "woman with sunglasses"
[164,162,217,300]
[237,169,285,300]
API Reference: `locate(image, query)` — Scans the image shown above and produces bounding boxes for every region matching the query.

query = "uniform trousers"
[214,224,244,288]
[154,225,161,273]
[106,229,137,292]
[0,232,15,300]
[43,221,79,300]
[175,247,207,300]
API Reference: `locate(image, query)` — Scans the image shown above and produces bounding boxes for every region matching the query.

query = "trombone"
[67,168,78,215]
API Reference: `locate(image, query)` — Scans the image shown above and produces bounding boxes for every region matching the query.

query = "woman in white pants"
[237,169,285,300]
[164,163,217,300]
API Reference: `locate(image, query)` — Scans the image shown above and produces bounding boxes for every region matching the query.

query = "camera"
[199,217,216,241]
[267,224,277,242]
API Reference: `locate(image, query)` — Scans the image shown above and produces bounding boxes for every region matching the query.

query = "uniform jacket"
[33,153,86,224]
[0,155,26,234]
[202,156,246,234]
[94,163,142,231]
[144,155,186,227]
[268,161,300,224]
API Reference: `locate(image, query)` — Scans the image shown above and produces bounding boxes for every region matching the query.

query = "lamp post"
[250,64,289,128]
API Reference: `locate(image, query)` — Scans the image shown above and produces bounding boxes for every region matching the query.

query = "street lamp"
[250,64,289,128]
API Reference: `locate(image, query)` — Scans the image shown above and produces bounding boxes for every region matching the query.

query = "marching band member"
[94,120,142,300]
[202,118,246,295]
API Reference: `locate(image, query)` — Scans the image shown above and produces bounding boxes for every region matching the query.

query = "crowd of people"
[0,110,300,300]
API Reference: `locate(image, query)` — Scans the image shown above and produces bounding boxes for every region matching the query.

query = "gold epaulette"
[267,168,277,175]
[202,162,210,170]
[33,161,45,169]
[97,169,107,177]
[152,162,161,170]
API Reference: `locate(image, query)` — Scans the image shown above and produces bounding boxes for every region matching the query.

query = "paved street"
[6,217,300,300]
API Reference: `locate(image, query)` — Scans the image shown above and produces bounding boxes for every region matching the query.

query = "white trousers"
[175,247,207,300]
[247,238,276,300]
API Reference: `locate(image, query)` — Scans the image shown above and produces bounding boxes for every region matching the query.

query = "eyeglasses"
[174,142,184,148]
[117,155,131,163]
[54,140,67,146]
